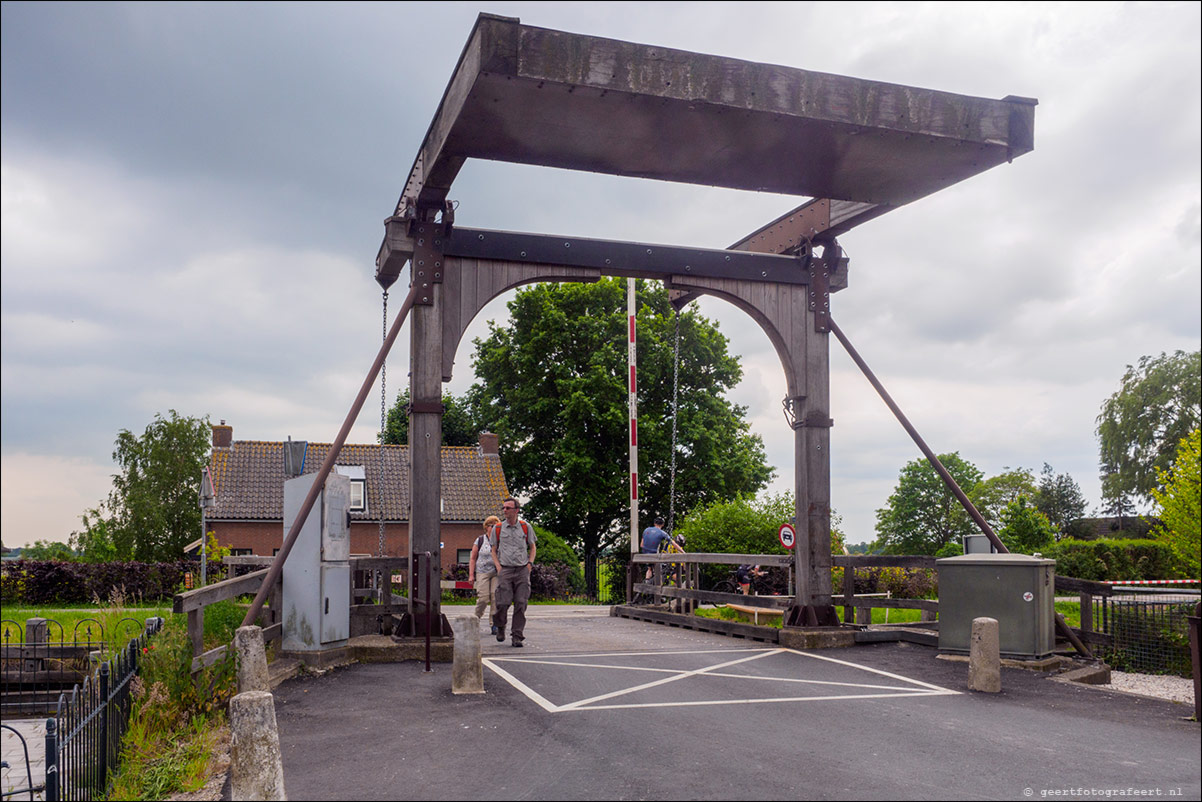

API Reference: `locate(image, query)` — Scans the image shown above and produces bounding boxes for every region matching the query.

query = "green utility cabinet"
[937,553,1055,658]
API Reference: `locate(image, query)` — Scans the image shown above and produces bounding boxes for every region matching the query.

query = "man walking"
[490,497,537,647]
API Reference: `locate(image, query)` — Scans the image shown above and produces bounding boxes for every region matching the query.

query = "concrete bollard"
[451,615,484,694]
[229,690,287,800]
[235,625,270,693]
[969,616,1002,693]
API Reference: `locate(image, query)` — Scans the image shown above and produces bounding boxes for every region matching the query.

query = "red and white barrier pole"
[628,278,639,554]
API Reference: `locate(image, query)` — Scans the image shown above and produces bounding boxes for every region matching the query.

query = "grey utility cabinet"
[937,553,1056,658]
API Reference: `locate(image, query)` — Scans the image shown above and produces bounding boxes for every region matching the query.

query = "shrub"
[532,527,584,594]
[0,559,204,605]
[1044,538,1180,581]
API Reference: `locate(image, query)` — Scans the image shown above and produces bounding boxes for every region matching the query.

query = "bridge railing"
[628,553,940,622]
[172,554,411,672]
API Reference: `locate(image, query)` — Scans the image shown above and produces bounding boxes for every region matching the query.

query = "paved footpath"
[1,718,46,801]
[268,606,1200,801]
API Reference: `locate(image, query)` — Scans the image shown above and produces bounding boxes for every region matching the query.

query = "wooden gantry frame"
[245,13,1035,634]
[372,13,1035,631]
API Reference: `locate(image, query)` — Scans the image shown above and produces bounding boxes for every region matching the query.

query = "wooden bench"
[725,603,785,626]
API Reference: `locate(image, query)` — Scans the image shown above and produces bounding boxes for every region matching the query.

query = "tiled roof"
[208,441,509,523]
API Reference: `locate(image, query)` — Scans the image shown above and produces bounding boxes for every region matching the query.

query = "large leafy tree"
[874,453,983,555]
[1097,350,1201,507]
[105,410,212,562]
[1151,429,1200,580]
[468,278,773,562]
[969,467,1036,532]
[380,389,479,446]
[1034,462,1088,539]
[997,496,1056,554]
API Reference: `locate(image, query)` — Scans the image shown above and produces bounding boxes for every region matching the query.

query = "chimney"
[478,431,499,456]
[212,420,233,448]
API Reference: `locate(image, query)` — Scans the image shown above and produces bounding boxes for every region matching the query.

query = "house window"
[231,548,253,556]
[456,549,473,565]
[335,465,367,513]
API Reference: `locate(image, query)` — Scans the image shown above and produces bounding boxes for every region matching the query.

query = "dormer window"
[334,465,367,513]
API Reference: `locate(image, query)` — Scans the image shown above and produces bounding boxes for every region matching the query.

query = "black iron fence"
[47,619,160,801]
[0,618,160,801]
[1,618,146,719]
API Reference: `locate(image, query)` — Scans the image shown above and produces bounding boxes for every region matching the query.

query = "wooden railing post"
[1080,592,1093,634]
[188,609,203,661]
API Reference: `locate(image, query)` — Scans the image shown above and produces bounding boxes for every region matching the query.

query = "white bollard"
[452,615,484,694]
[229,690,287,800]
[969,616,1002,693]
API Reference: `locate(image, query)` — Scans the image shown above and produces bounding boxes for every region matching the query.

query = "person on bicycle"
[640,517,671,581]
[736,563,763,595]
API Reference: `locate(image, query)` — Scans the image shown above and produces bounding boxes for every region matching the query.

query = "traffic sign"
[778,523,796,550]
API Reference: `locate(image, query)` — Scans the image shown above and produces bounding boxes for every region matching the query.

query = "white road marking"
[483,646,958,712]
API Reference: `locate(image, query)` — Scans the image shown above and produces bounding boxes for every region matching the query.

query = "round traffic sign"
[778,523,796,550]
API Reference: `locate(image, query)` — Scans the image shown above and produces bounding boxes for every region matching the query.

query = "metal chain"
[378,289,388,558]
[668,309,681,533]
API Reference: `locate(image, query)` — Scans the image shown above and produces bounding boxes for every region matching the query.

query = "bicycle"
[711,567,775,604]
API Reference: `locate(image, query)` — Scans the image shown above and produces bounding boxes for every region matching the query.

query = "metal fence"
[0,618,160,801]
[1088,588,1199,676]
[1,619,146,719]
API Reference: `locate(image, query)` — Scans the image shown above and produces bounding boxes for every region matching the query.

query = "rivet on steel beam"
[646,249,652,254]
[725,255,731,261]
[478,234,484,240]
[564,242,571,248]
[435,261,441,268]
[520,251,527,258]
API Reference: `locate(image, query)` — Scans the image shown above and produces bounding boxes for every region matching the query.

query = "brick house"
[204,422,510,566]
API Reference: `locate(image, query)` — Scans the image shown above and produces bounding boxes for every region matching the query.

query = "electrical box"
[937,553,1055,658]
[282,471,351,651]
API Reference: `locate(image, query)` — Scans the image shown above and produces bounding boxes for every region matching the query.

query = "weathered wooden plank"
[613,605,780,643]
[632,583,791,609]
[262,622,282,644]
[1054,576,1113,595]
[174,568,269,613]
[631,552,792,566]
[0,645,93,660]
[223,555,275,567]
[189,645,229,673]
[831,555,937,569]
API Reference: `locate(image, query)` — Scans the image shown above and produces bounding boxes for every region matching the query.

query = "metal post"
[99,663,109,786]
[45,717,58,802]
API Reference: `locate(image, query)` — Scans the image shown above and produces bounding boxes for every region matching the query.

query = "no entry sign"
[778,523,796,550]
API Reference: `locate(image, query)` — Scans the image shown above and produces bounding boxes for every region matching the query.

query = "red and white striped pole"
[628,278,639,554]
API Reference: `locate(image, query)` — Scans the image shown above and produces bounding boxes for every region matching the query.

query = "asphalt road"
[267,606,1200,801]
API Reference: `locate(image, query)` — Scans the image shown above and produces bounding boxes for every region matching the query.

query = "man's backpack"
[492,520,532,545]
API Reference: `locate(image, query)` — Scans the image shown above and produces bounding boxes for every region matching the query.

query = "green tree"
[969,467,1036,531]
[380,389,480,446]
[1150,429,1200,580]
[1097,350,1201,506]
[1034,463,1088,539]
[69,507,119,563]
[468,279,773,563]
[20,539,75,561]
[677,493,844,556]
[874,453,983,555]
[106,410,212,562]
[997,496,1056,554]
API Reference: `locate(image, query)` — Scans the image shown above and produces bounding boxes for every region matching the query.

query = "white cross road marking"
[484,647,958,713]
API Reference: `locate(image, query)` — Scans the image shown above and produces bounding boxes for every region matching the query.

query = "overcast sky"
[2,2,1199,550]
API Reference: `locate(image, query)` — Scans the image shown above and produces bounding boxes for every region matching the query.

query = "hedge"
[1043,538,1181,582]
[0,559,216,605]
